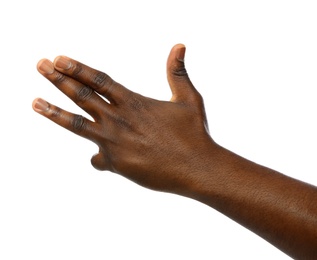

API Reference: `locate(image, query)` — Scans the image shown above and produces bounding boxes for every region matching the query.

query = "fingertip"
[172,43,186,49]
[168,44,187,67]
[53,55,65,63]
[171,43,186,61]
[32,98,50,113]
[37,59,54,75]
[91,152,107,171]
[53,55,72,71]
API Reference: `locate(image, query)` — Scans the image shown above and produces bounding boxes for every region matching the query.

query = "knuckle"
[128,96,147,111]
[72,114,85,132]
[93,72,110,89]
[91,153,109,171]
[72,63,84,78]
[54,73,67,84]
[188,91,204,109]
[194,91,204,104]
[172,66,188,78]
[112,115,132,130]
[92,72,118,98]
[77,85,93,103]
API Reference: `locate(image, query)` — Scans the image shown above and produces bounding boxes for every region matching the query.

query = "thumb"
[167,44,199,104]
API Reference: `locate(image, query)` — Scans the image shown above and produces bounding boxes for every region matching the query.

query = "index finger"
[53,56,131,104]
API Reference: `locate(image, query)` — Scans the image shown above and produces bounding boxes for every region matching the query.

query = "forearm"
[186,144,317,259]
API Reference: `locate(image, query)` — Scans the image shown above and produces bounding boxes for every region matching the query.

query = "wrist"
[175,140,231,200]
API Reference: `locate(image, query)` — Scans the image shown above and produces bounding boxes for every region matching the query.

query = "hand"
[33,44,317,258]
[32,44,216,194]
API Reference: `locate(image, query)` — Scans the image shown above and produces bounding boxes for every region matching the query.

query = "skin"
[33,44,317,259]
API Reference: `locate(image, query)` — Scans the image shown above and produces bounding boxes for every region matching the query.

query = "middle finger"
[37,59,110,121]
[53,56,131,104]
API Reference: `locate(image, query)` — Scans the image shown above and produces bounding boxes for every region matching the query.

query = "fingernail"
[177,45,186,62]
[54,56,71,70]
[38,59,54,74]
[32,98,49,112]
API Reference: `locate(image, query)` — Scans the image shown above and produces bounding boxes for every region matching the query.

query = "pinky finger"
[32,98,98,142]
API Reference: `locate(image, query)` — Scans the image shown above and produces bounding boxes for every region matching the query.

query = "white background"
[1,1,316,259]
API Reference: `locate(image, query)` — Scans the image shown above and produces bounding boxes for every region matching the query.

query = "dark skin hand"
[33,44,317,259]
